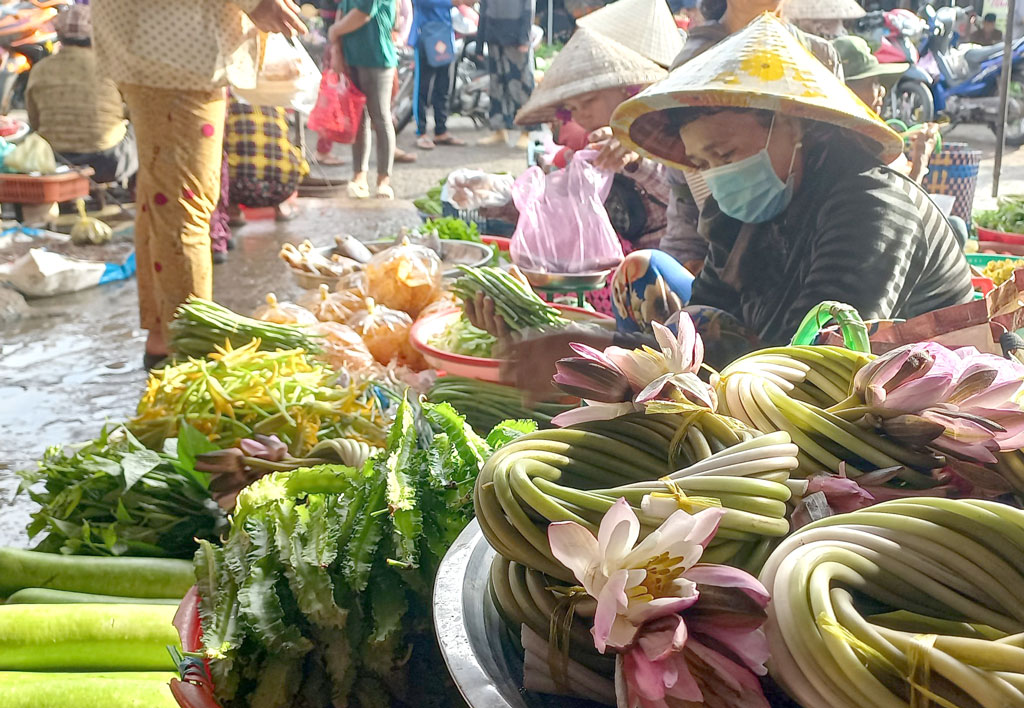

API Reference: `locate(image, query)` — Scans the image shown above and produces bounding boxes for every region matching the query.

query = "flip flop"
[316,153,346,165]
[346,182,370,199]
[434,134,465,146]
[416,135,435,150]
[376,184,395,200]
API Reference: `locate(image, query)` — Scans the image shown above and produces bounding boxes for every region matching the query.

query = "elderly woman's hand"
[587,127,640,173]
[463,291,513,341]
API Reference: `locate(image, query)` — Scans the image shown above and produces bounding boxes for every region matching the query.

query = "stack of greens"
[974,195,1024,234]
[169,298,321,360]
[17,425,226,558]
[412,179,444,217]
[427,376,575,432]
[420,216,480,243]
[189,399,533,708]
[452,266,568,332]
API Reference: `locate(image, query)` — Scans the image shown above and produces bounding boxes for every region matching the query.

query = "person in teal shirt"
[329,0,398,199]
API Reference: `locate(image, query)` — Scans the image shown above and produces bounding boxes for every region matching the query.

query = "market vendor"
[471,14,972,394]
[512,28,673,314]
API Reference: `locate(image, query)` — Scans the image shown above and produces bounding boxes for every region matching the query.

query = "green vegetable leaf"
[486,419,537,450]
[176,420,218,470]
[120,449,163,489]
[369,570,408,643]
[382,399,423,568]
[342,470,387,592]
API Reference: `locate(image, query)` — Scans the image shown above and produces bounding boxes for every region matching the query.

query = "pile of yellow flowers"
[130,339,389,455]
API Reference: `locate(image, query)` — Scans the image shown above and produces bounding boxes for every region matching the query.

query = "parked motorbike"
[888,4,1024,145]
[0,0,70,115]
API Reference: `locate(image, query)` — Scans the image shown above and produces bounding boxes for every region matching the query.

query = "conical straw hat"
[576,0,684,68]
[611,13,902,170]
[782,0,865,21]
[515,28,667,126]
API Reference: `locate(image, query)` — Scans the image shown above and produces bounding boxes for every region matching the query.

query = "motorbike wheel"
[1001,75,1024,147]
[890,80,935,125]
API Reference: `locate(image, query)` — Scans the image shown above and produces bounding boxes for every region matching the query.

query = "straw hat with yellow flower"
[611,13,902,171]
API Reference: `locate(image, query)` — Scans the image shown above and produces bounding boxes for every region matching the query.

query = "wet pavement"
[0,121,524,548]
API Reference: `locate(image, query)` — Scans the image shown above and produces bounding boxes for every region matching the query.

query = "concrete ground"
[0,118,1022,548]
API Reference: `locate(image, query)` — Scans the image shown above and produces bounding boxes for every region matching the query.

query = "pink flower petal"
[551,401,637,427]
[690,621,770,676]
[598,498,640,567]
[547,521,599,586]
[630,593,700,625]
[637,615,688,662]
[684,564,770,606]
[593,569,632,653]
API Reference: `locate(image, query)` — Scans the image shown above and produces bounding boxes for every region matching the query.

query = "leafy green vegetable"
[974,195,1024,234]
[427,316,496,358]
[191,398,518,708]
[17,425,226,558]
[420,216,480,242]
[412,179,445,216]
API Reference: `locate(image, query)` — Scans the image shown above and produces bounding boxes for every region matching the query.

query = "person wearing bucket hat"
[26,3,138,186]
[833,35,939,186]
[833,35,906,115]
[605,14,971,349]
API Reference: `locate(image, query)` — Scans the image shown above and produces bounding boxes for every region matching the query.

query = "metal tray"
[433,520,604,708]
[519,269,611,291]
[289,239,493,289]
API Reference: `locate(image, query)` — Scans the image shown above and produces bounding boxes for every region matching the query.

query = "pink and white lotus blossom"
[552,317,717,426]
[852,342,1024,463]
[547,498,723,653]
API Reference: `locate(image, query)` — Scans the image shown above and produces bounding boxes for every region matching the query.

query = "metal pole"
[548,0,553,43]
[993,0,1017,197]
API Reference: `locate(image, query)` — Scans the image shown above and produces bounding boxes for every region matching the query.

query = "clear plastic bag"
[364,239,443,317]
[253,293,318,325]
[442,169,514,211]
[311,321,381,379]
[300,284,363,324]
[348,298,426,369]
[510,150,623,274]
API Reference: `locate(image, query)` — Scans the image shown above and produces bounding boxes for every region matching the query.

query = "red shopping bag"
[307,71,365,145]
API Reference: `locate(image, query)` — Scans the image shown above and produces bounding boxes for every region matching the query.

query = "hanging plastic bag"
[233,34,321,113]
[307,71,366,145]
[509,150,623,274]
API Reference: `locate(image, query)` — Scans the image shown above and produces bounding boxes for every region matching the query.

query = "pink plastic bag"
[510,150,624,274]
[307,71,366,145]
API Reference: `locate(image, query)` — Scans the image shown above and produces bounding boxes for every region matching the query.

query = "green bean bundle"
[170,297,320,358]
[427,376,574,432]
[761,498,1024,708]
[474,412,796,581]
[451,265,568,331]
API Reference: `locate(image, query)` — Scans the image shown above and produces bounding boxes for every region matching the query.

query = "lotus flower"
[552,317,717,426]
[853,342,1024,464]
[617,614,770,708]
[238,434,288,462]
[547,498,722,652]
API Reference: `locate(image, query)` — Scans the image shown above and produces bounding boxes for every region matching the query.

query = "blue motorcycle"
[888,4,1024,146]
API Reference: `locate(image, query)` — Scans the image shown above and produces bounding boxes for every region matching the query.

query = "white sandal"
[346,181,370,199]
[376,184,394,200]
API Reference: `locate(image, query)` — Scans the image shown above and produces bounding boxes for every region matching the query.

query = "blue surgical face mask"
[700,117,800,223]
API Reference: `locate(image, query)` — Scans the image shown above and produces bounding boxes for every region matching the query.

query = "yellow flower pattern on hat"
[609,13,903,170]
[740,51,786,81]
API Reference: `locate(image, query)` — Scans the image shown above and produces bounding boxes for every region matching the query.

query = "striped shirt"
[689,137,973,345]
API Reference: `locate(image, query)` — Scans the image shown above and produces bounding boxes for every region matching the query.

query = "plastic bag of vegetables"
[5,133,57,174]
[311,321,380,378]
[300,283,363,323]
[348,297,425,369]
[253,292,318,325]
[70,200,113,245]
[365,239,442,317]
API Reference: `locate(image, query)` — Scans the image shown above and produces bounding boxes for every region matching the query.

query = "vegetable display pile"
[129,339,390,456]
[475,411,797,580]
[17,425,226,557]
[761,498,1024,708]
[426,315,496,358]
[420,216,480,242]
[188,399,533,708]
[452,265,568,332]
[412,179,444,216]
[0,549,190,708]
[427,375,575,432]
[170,297,321,359]
[973,195,1024,234]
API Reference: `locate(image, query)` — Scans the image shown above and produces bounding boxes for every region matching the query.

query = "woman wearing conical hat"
[471,15,973,397]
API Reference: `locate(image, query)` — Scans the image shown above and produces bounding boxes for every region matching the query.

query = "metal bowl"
[434,520,605,708]
[519,269,612,291]
[288,239,493,289]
